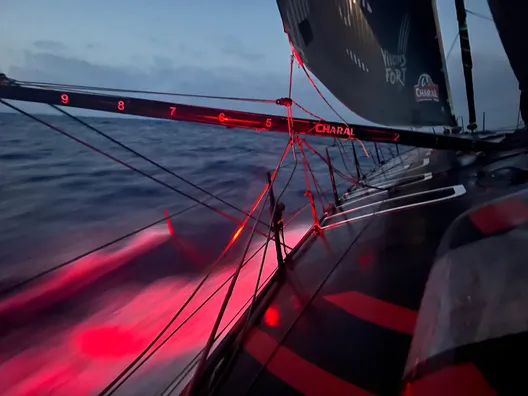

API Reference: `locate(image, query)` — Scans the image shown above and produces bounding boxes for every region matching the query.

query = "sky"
[0,0,521,129]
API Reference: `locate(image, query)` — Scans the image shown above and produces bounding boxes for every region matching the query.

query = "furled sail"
[276,0,456,127]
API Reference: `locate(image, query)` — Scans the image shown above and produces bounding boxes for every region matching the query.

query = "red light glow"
[263,306,280,327]
[358,252,374,266]
[75,326,147,358]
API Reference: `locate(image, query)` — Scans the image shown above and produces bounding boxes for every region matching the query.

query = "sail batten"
[277,0,456,127]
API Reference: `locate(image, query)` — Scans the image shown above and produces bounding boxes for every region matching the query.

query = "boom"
[0,83,499,152]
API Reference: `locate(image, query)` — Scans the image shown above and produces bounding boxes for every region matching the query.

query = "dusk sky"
[0,0,520,129]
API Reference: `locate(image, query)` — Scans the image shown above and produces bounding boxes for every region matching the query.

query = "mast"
[431,0,455,124]
[453,0,478,131]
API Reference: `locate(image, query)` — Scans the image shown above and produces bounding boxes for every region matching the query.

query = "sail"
[487,0,528,124]
[276,0,456,127]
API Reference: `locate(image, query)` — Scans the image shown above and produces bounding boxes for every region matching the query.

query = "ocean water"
[0,112,395,394]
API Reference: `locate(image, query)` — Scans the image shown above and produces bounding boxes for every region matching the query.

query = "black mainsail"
[487,0,528,125]
[276,0,456,127]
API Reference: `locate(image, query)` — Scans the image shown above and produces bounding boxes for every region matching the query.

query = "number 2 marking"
[117,100,125,111]
[170,106,176,116]
[61,94,69,104]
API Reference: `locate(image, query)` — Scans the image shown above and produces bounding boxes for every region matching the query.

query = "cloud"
[33,40,68,52]
[218,36,265,63]
[177,44,203,59]
[2,49,521,130]
[3,50,351,120]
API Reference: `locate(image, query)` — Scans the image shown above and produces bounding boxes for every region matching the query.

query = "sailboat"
[1,0,528,395]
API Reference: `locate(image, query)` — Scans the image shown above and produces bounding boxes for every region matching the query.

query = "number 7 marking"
[170,106,176,116]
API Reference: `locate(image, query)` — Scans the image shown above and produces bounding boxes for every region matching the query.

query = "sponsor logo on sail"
[315,123,354,138]
[381,13,410,87]
[382,50,407,86]
[414,73,439,102]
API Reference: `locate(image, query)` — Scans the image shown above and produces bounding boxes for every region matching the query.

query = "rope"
[0,186,236,297]
[185,138,295,394]
[52,105,273,234]
[243,215,376,395]
[158,267,279,396]
[105,239,274,396]
[16,79,277,104]
[465,8,493,22]
[0,99,283,245]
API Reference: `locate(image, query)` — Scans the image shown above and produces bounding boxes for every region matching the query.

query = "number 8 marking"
[118,100,125,111]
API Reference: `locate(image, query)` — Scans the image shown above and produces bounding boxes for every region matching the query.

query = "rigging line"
[465,8,493,22]
[51,104,272,233]
[297,140,329,211]
[106,239,273,396]
[16,79,277,104]
[446,31,460,61]
[159,267,279,396]
[207,145,300,396]
[191,59,299,391]
[334,142,388,191]
[0,99,281,245]
[292,99,324,120]
[98,141,293,396]
[0,185,236,297]
[299,138,358,184]
[244,210,377,396]
[99,214,251,395]
[292,52,369,158]
[186,139,295,394]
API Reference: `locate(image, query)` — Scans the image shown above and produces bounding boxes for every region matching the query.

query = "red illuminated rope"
[297,140,330,212]
[187,140,295,394]
[289,49,371,158]
[105,241,277,396]
[189,55,302,394]
[99,176,286,396]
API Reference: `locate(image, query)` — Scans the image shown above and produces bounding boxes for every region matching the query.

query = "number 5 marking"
[265,118,272,128]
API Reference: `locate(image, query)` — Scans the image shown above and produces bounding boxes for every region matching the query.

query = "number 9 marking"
[61,94,69,104]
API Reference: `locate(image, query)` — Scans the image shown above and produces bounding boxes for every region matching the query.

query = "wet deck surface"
[210,148,528,395]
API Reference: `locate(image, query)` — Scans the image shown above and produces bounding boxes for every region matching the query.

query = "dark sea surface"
[0,112,392,282]
[0,112,396,394]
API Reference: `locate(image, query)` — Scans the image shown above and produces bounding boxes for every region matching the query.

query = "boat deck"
[204,147,528,395]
